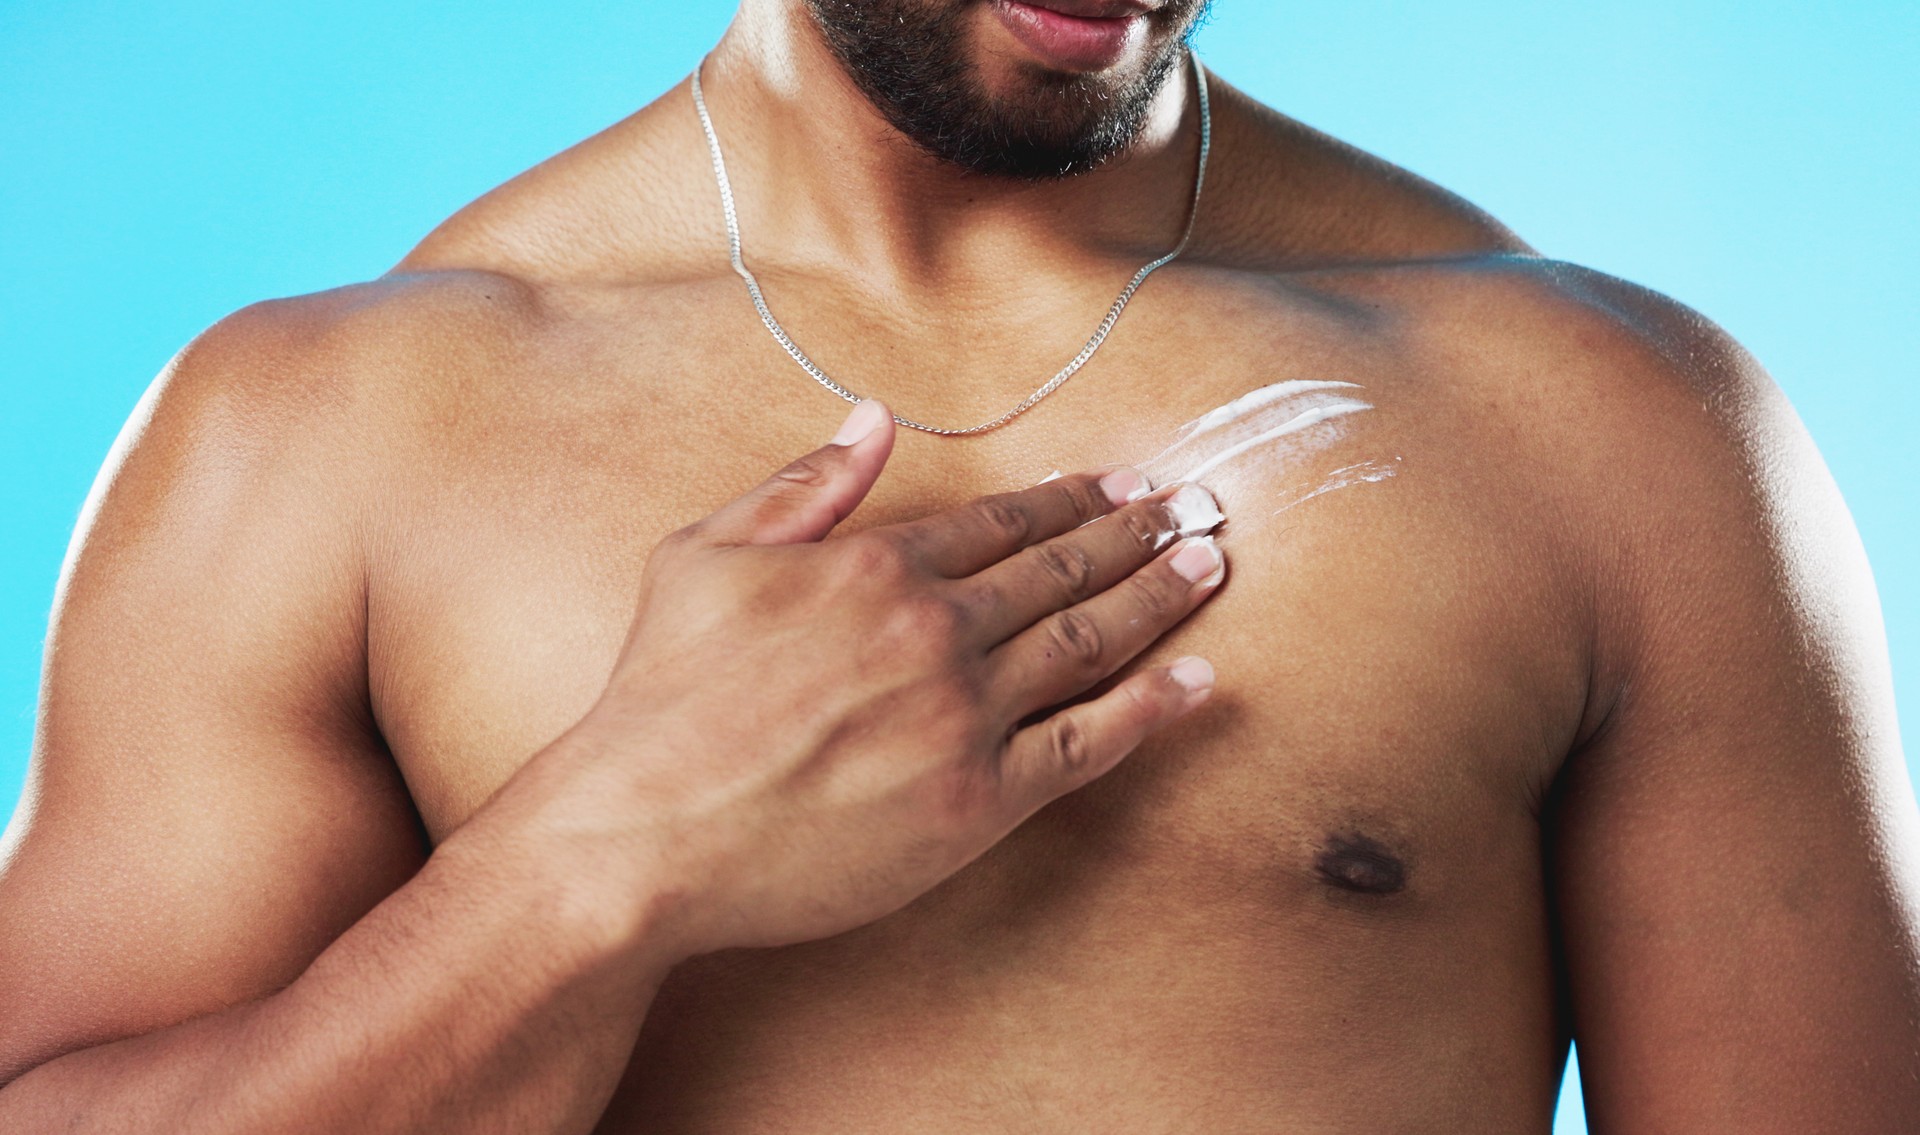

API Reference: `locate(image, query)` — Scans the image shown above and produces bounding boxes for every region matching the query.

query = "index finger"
[889,467,1151,578]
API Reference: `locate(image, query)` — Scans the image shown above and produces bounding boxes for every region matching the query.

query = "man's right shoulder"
[177,268,544,402]
[150,269,547,458]
[80,268,552,578]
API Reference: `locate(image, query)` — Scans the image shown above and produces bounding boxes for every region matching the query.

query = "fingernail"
[1169,535,1223,584]
[831,400,887,446]
[1097,466,1150,507]
[1168,483,1225,536]
[1168,655,1215,693]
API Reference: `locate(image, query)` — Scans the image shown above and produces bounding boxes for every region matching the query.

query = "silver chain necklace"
[689,50,1212,436]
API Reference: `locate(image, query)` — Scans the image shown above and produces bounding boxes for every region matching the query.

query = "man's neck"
[698,1,1204,300]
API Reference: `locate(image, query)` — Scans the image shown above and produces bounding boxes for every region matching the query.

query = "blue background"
[2,3,1914,1128]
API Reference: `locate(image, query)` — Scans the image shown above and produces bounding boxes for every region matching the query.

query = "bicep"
[0,330,425,1082]
[1552,357,1920,1130]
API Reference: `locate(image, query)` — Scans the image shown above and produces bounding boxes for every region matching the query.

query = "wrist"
[445,725,707,977]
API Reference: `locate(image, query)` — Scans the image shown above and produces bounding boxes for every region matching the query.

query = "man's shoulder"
[169,269,546,421]
[1213,93,1778,459]
[1363,255,1820,668]
[1432,256,1786,519]
[206,268,546,358]
[1260,251,1794,592]
[1407,255,1754,389]
[1291,253,1825,754]
[1288,253,1766,441]
[116,269,556,531]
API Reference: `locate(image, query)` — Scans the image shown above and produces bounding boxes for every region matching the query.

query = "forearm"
[0,749,678,1134]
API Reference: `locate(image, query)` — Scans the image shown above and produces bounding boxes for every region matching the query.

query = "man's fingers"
[694,400,896,546]
[998,657,1215,814]
[889,466,1150,577]
[962,483,1222,643]
[985,534,1225,720]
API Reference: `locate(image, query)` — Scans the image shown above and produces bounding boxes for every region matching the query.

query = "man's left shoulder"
[1391,255,1857,644]
[1404,255,1759,398]
[1329,252,1838,610]
[1381,255,1785,474]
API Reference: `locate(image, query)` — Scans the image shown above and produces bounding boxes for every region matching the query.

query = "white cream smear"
[1027,380,1398,535]
[1271,457,1403,515]
[1136,380,1397,522]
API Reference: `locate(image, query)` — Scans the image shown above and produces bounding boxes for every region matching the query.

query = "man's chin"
[805,0,1193,179]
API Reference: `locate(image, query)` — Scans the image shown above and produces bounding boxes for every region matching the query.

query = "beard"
[802,0,1211,180]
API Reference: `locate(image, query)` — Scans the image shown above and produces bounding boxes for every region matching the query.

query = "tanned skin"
[3,0,1917,1131]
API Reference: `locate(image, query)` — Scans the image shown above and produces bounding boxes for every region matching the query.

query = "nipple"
[1314,831,1409,896]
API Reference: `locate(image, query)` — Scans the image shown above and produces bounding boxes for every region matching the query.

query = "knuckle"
[885,592,967,651]
[972,495,1032,543]
[950,577,1001,620]
[1055,475,1107,523]
[1116,503,1164,550]
[1034,541,1097,601]
[1117,679,1163,726]
[1128,569,1183,622]
[837,533,912,585]
[772,452,835,487]
[1042,608,1104,668]
[1047,714,1098,778]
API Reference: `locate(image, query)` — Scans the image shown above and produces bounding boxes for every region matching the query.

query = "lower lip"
[990,0,1145,72]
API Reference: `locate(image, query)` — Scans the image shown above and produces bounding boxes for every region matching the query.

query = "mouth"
[988,0,1152,73]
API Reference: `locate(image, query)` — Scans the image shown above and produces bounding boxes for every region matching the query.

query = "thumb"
[698,399,896,546]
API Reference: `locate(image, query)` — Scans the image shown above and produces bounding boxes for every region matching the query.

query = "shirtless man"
[2,0,1917,1130]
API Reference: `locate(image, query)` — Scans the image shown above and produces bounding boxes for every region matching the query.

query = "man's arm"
[0,309,655,1129]
[0,307,430,1081]
[0,305,1226,1131]
[1550,281,1920,1131]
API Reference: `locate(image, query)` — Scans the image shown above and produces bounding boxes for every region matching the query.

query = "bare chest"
[371,281,1571,819]
[364,280,1584,1128]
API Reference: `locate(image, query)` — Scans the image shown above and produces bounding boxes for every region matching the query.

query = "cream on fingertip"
[1167,656,1215,694]
[1168,483,1225,537]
